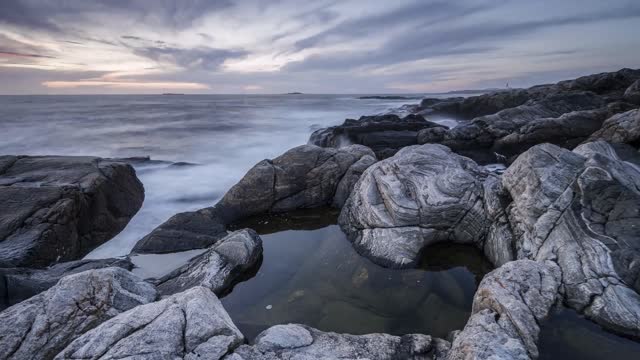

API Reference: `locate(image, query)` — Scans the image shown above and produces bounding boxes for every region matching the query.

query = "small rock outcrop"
[132,206,227,254]
[339,144,498,268]
[0,156,144,267]
[218,144,376,221]
[56,286,244,360]
[502,142,640,338]
[0,268,156,360]
[309,114,445,159]
[624,79,640,104]
[225,324,450,360]
[0,257,133,307]
[448,260,561,360]
[586,108,640,146]
[155,229,262,296]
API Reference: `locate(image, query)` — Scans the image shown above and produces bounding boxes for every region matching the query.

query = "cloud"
[42,79,209,90]
[132,46,248,71]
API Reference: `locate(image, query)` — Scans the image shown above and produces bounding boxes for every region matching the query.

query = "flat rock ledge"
[155,229,263,296]
[0,155,144,268]
[56,286,244,360]
[309,114,446,159]
[225,324,450,360]
[0,268,157,360]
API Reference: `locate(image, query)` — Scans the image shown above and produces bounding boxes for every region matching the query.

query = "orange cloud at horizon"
[42,80,210,90]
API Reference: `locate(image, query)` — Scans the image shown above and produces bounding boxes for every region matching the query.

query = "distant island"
[285,92,303,95]
[162,93,185,95]
[358,95,416,100]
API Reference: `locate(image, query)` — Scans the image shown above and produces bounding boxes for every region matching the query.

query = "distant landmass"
[285,92,303,95]
[358,95,416,100]
[162,93,185,95]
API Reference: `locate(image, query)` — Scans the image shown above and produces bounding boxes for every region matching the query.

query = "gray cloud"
[132,46,248,71]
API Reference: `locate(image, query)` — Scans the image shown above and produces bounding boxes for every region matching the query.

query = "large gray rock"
[0,156,144,267]
[309,114,445,159]
[218,144,376,221]
[132,206,227,254]
[0,257,133,307]
[419,89,533,120]
[155,229,262,296]
[417,91,607,163]
[225,324,450,360]
[586,108,640,146]
[0,268,156,360]
[502,142,640,338]
[339,144,499,268]
[56,286,244,360]
[447,260,561,360]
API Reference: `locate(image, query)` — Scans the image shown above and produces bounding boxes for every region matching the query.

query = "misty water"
[0,94,431,257]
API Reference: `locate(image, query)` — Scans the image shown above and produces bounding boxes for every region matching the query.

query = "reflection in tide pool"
[222,209,492,340]
[538,307,640,360]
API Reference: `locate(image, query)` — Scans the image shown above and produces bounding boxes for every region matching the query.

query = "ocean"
[0,94,446,258]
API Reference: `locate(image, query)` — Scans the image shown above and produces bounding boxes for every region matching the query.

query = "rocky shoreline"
[1,68,639,359]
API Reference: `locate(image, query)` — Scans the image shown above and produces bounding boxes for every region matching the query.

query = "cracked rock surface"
[586,108,640,146]
[0,156,144,267]
[448,260,561,360]
[225,324,450,360]
[0,267,156,360]
[155,229,262,296]
[56,286,243,360]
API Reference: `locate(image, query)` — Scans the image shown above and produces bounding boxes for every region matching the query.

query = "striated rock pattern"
[219,144,376,221]
[339,144,499,268]
[448,260,561,360]
[132,206,227,254]
[155,229,262,296]
[309,114,445,159]
[0,257,133,307]
[225,324,450,360]
[0,268,156,360]
[0,156,144,268]
[625,79,640,104]
[502,142,640,338]
[56,286,244,360]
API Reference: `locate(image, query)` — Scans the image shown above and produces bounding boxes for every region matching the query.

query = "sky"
[0,0,639,94]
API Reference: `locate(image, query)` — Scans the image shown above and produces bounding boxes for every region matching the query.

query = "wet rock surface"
[309,114,445,159]
[56,286,243,360]
[0,268,156,360]
[0,156,144,268]
[155,229,263,296]
[0,257,133,308]
[225,324,450,360]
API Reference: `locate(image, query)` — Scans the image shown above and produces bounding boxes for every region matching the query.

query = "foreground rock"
[0,257,133,307]
[0,268,156,360]
[57,286,243,360]
[309,114,445,159]
[155,229,262,296]
[448,260,561,360]
[339,144,507,268]
[0,156,144,267]
[502,142,640,338]
[226,324,449,360]
[218,144,376,221]
[132,206,227,254]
